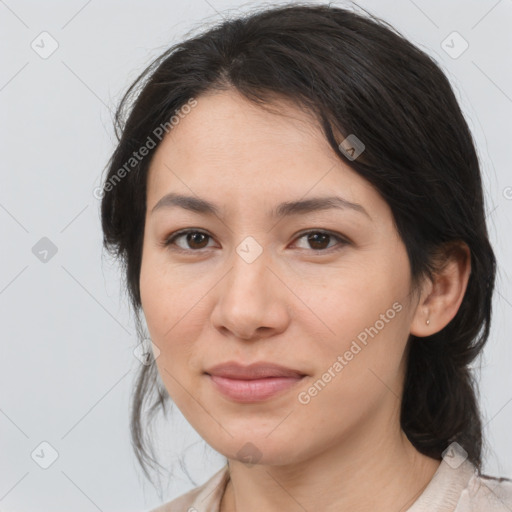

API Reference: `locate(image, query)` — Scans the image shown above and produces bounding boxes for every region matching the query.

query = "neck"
[220,412,441,512]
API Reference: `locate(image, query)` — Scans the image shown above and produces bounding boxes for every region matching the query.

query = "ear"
[410,241,471,337]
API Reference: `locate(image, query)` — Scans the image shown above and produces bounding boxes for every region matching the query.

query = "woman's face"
[140,89,421,466]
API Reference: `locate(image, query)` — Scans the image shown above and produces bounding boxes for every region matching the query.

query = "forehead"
[145,89,385,221]
[151,90,326,168]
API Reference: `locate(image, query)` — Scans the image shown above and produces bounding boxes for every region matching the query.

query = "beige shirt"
[149,458,512,511]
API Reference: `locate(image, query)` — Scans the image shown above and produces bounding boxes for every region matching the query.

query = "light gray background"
[1,0,511,510]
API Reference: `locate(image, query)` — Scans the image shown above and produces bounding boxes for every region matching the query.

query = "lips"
[205,361,306,402]
[205,361,305,379]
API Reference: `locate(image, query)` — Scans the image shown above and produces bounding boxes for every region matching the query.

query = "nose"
[210,247,291,341]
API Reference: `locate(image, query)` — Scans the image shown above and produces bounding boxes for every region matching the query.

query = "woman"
[100,3,512,511]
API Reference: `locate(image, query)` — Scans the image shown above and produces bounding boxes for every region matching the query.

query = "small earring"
[426,318,430,325]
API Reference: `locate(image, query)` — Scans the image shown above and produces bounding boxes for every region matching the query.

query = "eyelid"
[161,228,351,253]
[161,228,215,251]
[293,229,351,247]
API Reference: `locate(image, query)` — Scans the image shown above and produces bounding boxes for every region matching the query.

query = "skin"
[139,89,471,512]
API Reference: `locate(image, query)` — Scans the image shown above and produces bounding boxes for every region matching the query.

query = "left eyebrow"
[150,193,371,220]
[272,196,371,220]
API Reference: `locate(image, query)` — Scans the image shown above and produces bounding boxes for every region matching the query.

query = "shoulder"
[147,465,230,512]
[455,472,512,511]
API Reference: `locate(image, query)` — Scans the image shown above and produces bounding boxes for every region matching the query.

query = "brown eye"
[162,229,349,254]
[163,230,214,251]
[184,232,210,249]
[306,232,330,250]
[293,230,349,252]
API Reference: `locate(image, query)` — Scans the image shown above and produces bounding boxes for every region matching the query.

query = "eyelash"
[161,229,350,254]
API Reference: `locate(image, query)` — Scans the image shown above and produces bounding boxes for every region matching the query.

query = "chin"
[206,432,309,467]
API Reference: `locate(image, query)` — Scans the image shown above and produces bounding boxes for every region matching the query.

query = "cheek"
[139,249,208,377]
[305,261,408,351]
[295,312,409,438]
[298,260,411,404]
[139,270,172,343]
[140,243,191,335]
[140,250,184,360]
[139,264,198,411]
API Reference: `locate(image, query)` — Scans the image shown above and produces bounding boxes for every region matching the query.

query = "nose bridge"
[227,238,272,308]
[211,237,289,339]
